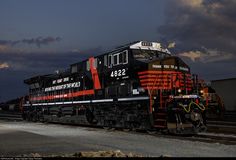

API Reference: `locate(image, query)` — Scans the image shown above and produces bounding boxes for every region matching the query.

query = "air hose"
[179,101,205,113]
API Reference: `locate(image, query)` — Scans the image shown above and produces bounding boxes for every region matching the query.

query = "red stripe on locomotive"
[138,70,193,91]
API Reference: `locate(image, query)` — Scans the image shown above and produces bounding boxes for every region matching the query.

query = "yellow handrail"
[179,101,205,113]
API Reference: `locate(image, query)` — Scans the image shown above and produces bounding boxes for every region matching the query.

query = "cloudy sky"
[0,0,236,101]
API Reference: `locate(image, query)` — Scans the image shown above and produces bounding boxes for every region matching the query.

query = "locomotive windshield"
[132,49,170,62]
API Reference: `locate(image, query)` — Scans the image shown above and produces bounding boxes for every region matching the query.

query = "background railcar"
[22,41,207,134]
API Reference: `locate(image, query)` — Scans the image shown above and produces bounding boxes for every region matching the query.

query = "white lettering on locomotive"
[152,64,188,71]
[179,66,189,71]
[152,64,162,69]
[164,65,169,69]
[45,82,80,92]
[110,69,126,77]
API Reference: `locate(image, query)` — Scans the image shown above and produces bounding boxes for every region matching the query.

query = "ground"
[0,120,235,157]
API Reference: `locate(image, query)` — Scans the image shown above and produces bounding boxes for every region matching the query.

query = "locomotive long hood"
[148,56,190,73]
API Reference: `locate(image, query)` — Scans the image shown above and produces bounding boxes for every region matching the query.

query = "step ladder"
[153,109,167,129]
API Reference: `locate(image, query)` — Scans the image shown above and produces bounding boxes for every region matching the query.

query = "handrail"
[179,101,205,113]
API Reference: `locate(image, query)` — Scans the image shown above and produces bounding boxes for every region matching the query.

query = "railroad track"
[194,133,236,145]
[0,112,22,121]
[164,133,236,145]
[1,112,236,145]
[99,127,236,145]
[207,120,236,135]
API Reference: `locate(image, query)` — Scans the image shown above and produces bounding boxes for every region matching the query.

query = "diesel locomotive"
[22,41,207,134]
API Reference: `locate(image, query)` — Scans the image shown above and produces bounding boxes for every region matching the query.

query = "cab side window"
[107,50,128,67]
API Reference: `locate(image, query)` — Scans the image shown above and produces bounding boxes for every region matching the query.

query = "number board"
[110,69,126,78]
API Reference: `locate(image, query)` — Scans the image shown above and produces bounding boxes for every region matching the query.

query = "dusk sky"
[0,0,236,101]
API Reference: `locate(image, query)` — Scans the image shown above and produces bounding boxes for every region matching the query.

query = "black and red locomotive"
[22,41,207,134]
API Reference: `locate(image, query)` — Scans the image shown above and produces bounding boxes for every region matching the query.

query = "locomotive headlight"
[178,89,182,93]
[200,90,204,94]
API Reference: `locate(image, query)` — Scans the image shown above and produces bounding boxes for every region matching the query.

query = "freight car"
[0,97,22,112]
[200,86,225,120]
[22,41,207,134]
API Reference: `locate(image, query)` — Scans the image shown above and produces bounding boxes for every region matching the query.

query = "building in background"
[211,78,236,111]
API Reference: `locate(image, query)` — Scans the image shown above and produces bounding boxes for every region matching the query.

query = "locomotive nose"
[147,56,190,73]
[138,56,192,94]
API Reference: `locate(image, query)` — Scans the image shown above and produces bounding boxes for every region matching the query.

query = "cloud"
[178,0,203,8]
[158,0,236,60]
[179,51,202,62]
[0,46,102,72]
[157,0,236,80]
[0,45,8,51]
[0,36,61,48]
[0,46,103,101]
[21,37,61,48]
[178,48,235,63]
[0,62,9,69]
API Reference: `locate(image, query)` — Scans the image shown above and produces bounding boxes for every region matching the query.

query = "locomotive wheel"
[32,113,38,122]
[109,128,116,131]
[123,122,131,131]
[39,115,44,122]
[32,116,37,122]
[103,120,110,130]
[22,113,26,120]
[123,128,131,132]
[85,108,94,124]
[103,119,115,130]
[131,122,140,131]
[147,129,157,134]
[103,126,110,130]
[199,125,207,132]
[26,112,32,121]
[103,126,116,130]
